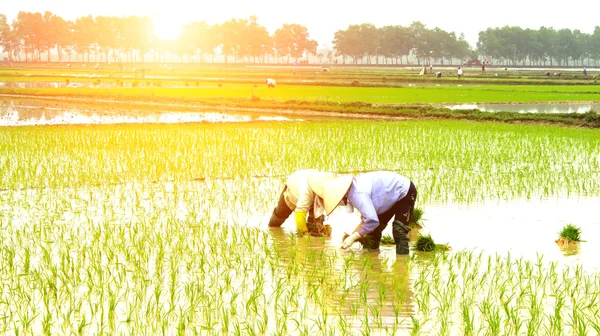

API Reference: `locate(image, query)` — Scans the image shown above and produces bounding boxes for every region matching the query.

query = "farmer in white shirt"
[319,171,418,255]
[266,78,276,88]
[457,67,463,79]
[268,170,337,236]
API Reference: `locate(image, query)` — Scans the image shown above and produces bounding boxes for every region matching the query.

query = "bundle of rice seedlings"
[556,224,583,246]
[415,234,450,252]
[408,207,425,229]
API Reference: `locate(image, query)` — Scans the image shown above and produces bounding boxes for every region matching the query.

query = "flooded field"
[1,112,599,334]
[444,102,600,114]
[2,177,599,334]
[0,80,228,89]
[0,99,296,126]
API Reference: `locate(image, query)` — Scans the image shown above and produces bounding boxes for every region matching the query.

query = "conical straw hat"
[307,172,338,198]
[320,175,353,215]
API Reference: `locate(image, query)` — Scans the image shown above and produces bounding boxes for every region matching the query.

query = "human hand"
[341,232,362,249]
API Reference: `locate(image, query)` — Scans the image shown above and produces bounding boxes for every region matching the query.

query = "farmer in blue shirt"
[317,171,418,255]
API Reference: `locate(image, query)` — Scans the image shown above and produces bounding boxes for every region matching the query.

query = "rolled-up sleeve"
[350,192,379,236]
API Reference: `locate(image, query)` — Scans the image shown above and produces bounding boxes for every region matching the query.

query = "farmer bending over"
[320,171,418,254]
[268,170,337,236]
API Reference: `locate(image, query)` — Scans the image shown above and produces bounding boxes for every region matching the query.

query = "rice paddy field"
[1,64,600,335]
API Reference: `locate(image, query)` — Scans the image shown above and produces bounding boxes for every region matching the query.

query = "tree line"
[0,12,317,64]
[1,11,600,66]
[477,26,600,67]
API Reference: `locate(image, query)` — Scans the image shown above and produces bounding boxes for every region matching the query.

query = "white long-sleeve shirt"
[284,169,327,218]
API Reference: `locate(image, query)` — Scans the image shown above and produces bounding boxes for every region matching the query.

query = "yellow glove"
[295,211,308,235]
[341,232,362,249]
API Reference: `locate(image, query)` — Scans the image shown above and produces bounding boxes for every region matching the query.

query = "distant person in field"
[435,71,442,78]
[583,68,588,76]
[268,170,338,237]
[457,67,463,79]
[482,62,486,72]
[266,78,276,88]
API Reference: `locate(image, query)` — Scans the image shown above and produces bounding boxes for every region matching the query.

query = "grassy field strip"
[2,84,600,104]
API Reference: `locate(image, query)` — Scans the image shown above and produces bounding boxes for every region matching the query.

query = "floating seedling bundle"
[556,224,583,246]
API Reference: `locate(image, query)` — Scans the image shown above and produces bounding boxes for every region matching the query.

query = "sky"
[2,0,599,50]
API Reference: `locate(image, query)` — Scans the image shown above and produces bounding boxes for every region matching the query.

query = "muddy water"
[261,196,600,270]
[444,102,600,114]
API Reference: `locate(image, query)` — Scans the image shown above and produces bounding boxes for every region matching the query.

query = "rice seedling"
[380,235,395,245]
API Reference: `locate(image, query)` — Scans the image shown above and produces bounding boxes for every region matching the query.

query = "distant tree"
[0,14,18,60]
[13,11,46,61]
[378,25,412,64]
[72,15,95,62]
[274,23,317,63]
[95,16,118,62]
[333,25,364,63]
[359,23,379,64]
[538,26,557,66]
[590,26,600,67]
[244,16,271,63]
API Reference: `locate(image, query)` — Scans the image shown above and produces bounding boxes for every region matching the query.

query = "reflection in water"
[0,81,244,89]
[268,227,414,333]
[0,103,295,126]
[422,196,600,270]
[444,102,599,114]
[559,244,581,256]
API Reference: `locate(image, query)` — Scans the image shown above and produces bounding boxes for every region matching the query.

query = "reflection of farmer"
[268,170,337,236]
[268,222,414,320]
[319,171,418,255]
[266,78,276,88]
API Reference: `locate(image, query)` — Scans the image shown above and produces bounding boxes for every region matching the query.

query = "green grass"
[3,84,600,104]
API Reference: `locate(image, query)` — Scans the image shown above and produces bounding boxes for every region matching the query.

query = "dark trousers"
[268,186,314,228]
[360,182,417,254]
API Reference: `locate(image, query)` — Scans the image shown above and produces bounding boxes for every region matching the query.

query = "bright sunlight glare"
[154,17,182,41]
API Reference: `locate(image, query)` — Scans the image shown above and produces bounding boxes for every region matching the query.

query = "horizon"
[2,0,599,48]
